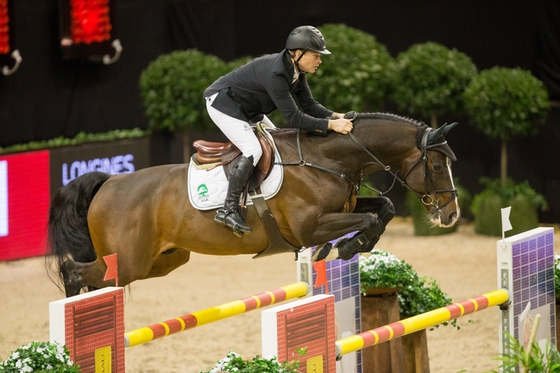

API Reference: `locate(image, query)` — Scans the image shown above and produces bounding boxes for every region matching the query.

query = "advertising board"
[0,151,50,260]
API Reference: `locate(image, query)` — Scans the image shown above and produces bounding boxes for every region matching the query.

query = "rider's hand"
[328,118,353,135]
[330,112,345,119]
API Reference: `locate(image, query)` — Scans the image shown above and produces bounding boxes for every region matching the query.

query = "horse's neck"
[271,121,418,169]
[354,119,417,155]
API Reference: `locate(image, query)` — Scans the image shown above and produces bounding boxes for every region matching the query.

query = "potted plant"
[484,334,560,373]
[309,23,393,113]
[0,341,80,373]
[139,49,231,161]
[463,67,550,236]
[359,250,458,372]
[199,350,303,373]
[389,41,477,129]
[359,249,458,327]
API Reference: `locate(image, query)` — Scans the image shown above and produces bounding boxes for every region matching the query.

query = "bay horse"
[47,112,460,297]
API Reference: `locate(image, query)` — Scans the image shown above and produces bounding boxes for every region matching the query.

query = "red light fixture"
[0,0,21,75]
[0,0,9,55]
[59,0,122,64]
[70,0,112,45]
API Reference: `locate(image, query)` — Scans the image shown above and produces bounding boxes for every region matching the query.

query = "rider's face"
[295,51,323,74]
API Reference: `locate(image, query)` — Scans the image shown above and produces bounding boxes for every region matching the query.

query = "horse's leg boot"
[215,155,254,236]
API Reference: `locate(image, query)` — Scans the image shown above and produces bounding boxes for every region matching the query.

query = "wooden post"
[361,290,405,373]
[402,330,430,373]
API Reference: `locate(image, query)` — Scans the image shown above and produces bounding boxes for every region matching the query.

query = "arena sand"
[1,219,558,372]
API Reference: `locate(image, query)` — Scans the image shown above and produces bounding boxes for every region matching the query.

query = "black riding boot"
[214,155,254,236]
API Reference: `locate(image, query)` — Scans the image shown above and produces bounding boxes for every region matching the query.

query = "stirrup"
[214,209,229,226]
[214,209,252,237]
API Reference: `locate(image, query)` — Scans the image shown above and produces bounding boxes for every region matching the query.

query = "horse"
[47,112,460,297]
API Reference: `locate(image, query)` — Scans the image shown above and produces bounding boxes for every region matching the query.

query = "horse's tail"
[46,172,112,288]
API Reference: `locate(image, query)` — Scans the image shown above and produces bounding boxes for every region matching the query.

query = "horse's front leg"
[310,213,383,262]
[349,196,396,253]
[311,196,395,261]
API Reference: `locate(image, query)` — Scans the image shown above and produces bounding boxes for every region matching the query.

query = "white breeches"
[206,93,276,166]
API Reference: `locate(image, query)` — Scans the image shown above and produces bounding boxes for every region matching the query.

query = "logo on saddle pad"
[187,161,284,211]
[197,184,209,197]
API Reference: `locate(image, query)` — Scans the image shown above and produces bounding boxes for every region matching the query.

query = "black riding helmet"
[286,25,331,55]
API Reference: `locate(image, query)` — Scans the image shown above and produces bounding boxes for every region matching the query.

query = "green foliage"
[310,24,393,112]
[139,49,229,132]
[463,67,549,142]
[359,250,457,327]
[472,178,548,214]
[472,191,503,236]
[472,178,547,236]
[484,334,560,373]
[398,277,453,320]
[554,254,560,300]
[200,350,304,373]
[0,341,80,373]
[0,128,147,155]
[389,42,477,122]
[359,249,417,290]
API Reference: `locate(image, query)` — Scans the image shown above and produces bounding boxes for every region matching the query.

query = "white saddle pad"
[187,152,284,211]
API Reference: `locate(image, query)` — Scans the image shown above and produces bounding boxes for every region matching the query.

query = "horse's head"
[400,122,460,227]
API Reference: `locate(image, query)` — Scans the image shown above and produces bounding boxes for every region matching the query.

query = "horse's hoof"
[311,243,332,261]
[336,238,359,260]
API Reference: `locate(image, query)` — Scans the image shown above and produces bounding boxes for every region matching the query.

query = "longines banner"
[48,138,151,196]
[0,138,153,261]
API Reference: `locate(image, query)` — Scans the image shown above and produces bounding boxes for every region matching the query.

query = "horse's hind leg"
[61,259,108,297]
[141,249,190,280]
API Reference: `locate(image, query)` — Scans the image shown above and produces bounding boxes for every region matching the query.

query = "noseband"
[349,126,458,214]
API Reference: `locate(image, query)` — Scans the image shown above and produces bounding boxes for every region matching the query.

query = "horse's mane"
[354,112,424,127]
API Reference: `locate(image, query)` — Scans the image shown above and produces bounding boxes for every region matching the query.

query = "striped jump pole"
[124,281,309,348]
[336,289,509,359]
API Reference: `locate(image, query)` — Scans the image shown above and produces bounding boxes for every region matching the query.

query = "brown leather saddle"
[191,129,275,191]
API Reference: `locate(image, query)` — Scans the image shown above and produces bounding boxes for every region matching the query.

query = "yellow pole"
[125,281,309,348]
[336,289,509,358]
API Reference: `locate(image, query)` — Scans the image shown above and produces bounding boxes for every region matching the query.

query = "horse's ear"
[427,122,458,145]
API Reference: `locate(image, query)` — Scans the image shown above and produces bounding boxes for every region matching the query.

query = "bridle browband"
[276,124,458,214]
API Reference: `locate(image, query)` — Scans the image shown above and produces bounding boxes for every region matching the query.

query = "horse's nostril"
[449,212,457,222]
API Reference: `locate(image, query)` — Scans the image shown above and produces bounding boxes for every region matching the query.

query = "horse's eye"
[433,163,444,172]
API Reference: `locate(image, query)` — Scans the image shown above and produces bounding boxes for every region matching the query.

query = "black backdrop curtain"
[0,0,559,221]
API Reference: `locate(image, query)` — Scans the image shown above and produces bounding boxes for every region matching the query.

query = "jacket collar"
[273,49,297,84]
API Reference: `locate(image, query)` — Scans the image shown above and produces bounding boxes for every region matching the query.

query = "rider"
[204,25,354,236]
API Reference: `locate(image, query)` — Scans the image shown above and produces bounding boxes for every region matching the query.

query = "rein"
[275,129,358,186]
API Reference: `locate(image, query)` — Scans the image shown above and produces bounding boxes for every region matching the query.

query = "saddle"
[191,123,275,191]
[191,123,300,258]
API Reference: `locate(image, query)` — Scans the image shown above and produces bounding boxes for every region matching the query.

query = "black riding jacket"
[204,49,332,136]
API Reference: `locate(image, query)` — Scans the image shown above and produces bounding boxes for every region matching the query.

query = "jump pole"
[124,281,309,348]
[335,288,509,359]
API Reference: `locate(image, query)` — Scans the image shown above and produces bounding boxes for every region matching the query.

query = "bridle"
[276,125,457,214]
[350,126,458,213]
